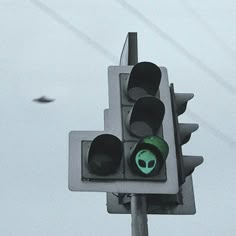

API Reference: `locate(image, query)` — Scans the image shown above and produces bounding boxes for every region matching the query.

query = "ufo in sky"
[33,96,55,103]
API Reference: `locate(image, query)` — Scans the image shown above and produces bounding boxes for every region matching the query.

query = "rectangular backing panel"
[68,66,179,194]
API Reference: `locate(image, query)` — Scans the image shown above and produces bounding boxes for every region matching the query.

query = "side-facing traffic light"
[170,84,203,185]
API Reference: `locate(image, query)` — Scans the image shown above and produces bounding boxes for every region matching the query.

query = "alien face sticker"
[135,149,157,175]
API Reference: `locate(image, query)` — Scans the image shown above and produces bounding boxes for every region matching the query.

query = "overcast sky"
[0,0,235,235]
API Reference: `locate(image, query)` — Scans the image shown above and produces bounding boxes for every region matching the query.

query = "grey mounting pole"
[119,32,138,66]
[131,194,149,236]
[120,32,149,235]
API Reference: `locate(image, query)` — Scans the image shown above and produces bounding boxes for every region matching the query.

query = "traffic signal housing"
[69,62,179,194]
[69,32,203,215]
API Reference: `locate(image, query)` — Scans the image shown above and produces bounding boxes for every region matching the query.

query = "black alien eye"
[138,160,146,167]
[148,160,155,168]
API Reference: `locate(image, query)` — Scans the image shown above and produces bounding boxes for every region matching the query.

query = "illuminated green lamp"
[129,136,169,176]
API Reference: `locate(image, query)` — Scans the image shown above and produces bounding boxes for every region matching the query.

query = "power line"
[115,0,236,96]
[30,0,236,149]
[179,0,236,60]
[30,0,118,63]
[115,0,236,148]
[187,109,236,149]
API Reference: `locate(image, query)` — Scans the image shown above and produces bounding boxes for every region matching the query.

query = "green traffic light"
[129,136,169,176]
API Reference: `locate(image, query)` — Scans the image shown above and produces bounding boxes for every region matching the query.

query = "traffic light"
[170,84,203,186]
[69,32,203,216]
[120,62,171,182]
[69,62,179,194]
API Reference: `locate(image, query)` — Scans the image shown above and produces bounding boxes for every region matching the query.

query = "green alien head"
[135,149,157,175]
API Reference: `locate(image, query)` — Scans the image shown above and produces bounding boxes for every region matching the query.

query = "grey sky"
[0,0,235,235]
